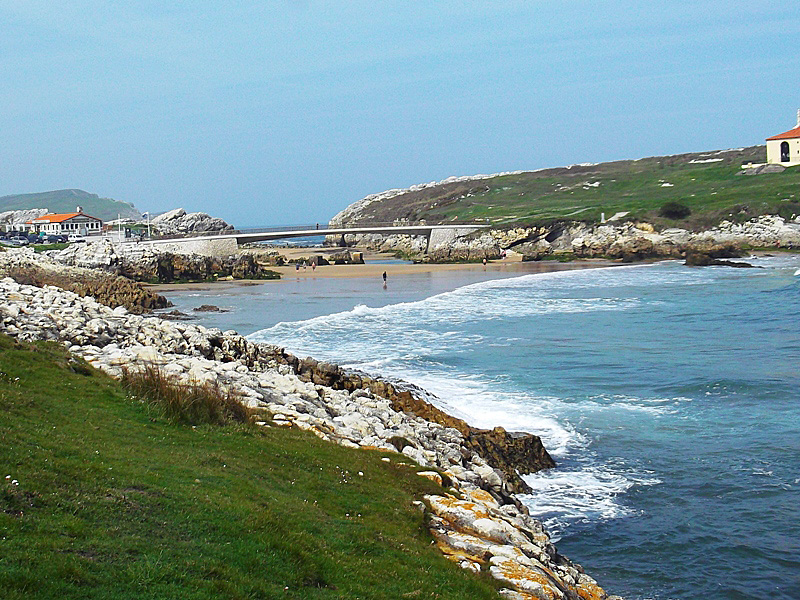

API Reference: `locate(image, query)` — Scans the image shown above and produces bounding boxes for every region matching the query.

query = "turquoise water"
[164,257,800,599]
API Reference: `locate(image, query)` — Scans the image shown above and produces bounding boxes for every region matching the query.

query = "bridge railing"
[148,220,490,241]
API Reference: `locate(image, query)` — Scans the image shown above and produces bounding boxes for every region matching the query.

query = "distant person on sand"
[295,262,299,271]
[311,260,316,271]
[382,271,387,283]
[482,257,487,269]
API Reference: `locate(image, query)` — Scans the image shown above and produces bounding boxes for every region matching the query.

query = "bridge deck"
[147,224,488,245]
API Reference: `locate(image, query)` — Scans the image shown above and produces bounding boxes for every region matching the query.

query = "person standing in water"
[382,271,387,289]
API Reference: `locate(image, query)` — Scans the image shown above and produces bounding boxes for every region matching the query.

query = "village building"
[766,110,800,166]
[24,206,103,236]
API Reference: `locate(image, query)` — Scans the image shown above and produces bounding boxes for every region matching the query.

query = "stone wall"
[147,237,239,257]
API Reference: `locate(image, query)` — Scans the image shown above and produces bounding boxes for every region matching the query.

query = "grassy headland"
[0,189,140,222]
[341,146,800,229]
[0,335,500,599]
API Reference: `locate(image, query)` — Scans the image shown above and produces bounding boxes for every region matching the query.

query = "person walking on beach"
[382,271,387,283]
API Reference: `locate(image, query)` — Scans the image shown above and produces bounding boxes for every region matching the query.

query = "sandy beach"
[149,247,620,292]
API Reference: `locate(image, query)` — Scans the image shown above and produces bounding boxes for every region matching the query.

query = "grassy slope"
[0,190,141,222]
[347,146,800,229]
[0,335,500,600]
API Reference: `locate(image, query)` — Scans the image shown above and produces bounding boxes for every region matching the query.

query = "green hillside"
[344,146,800,229]
[0,335,500,600]
[0,189,141,221]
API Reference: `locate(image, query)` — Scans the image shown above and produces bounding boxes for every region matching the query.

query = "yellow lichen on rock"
[498,590,542,600]
[575,575,608,600]
[489,556,565,600]
[467,487,499,507]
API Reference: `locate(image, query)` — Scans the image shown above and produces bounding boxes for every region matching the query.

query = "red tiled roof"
[766,126,800,141]
[26,212,102,224]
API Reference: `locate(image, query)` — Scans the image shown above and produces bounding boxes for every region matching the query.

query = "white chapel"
[766,110,800,166]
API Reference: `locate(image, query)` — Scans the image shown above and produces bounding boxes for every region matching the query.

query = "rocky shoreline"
[0,247,619,600]
[333,215,800,263]
[0,247,169,313]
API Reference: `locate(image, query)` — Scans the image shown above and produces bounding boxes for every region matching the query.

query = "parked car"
[9,236,29,246]
[45,234,63,243]
[67,233,86,243]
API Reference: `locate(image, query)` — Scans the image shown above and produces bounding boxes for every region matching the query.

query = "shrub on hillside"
[659,201,692,220]
[122,363,252,425]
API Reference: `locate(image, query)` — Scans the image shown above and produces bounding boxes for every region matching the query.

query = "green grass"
[31,243,70,253]
[121,363,253,426]
[0,335,500,599]
[359,147,800,229]
[429,162,800,227]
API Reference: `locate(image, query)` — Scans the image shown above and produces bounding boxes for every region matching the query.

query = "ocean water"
[164,257,800,599]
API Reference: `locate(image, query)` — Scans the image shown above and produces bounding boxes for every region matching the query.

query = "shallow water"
[164,256,800,599]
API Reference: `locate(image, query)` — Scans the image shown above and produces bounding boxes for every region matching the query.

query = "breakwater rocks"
[0,247,168,313]
[0,276,618,600]
[335,215,800,262]
[271,353,555,495]
[50,239,279,283]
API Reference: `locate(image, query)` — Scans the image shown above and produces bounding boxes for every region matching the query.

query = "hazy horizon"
[1,2,798,227]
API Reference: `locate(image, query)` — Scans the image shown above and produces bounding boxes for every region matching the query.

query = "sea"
[161,255,800,600]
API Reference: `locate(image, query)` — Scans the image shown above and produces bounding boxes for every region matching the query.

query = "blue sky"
[1,1,798,225]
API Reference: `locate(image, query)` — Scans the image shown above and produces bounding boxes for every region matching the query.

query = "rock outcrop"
[49,239,279,283]
[151,208,234,236]
[0,262,618,599]
[684,252,757,268]
[0,247,169,313]
[0,208,49,230]
[333,215,800,263]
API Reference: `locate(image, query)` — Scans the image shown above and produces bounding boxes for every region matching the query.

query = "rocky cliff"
[335,215,800,263]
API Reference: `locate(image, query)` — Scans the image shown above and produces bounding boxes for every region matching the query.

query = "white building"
[25,207,103,236]
[766,110,800,166]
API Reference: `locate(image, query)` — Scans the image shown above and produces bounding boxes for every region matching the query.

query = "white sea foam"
[521,463,662,538]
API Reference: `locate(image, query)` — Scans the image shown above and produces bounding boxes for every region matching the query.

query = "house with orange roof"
[25,206,103,236]
[766,110,800,166]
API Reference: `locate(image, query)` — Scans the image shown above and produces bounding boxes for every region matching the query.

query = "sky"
[1,1,799,226]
